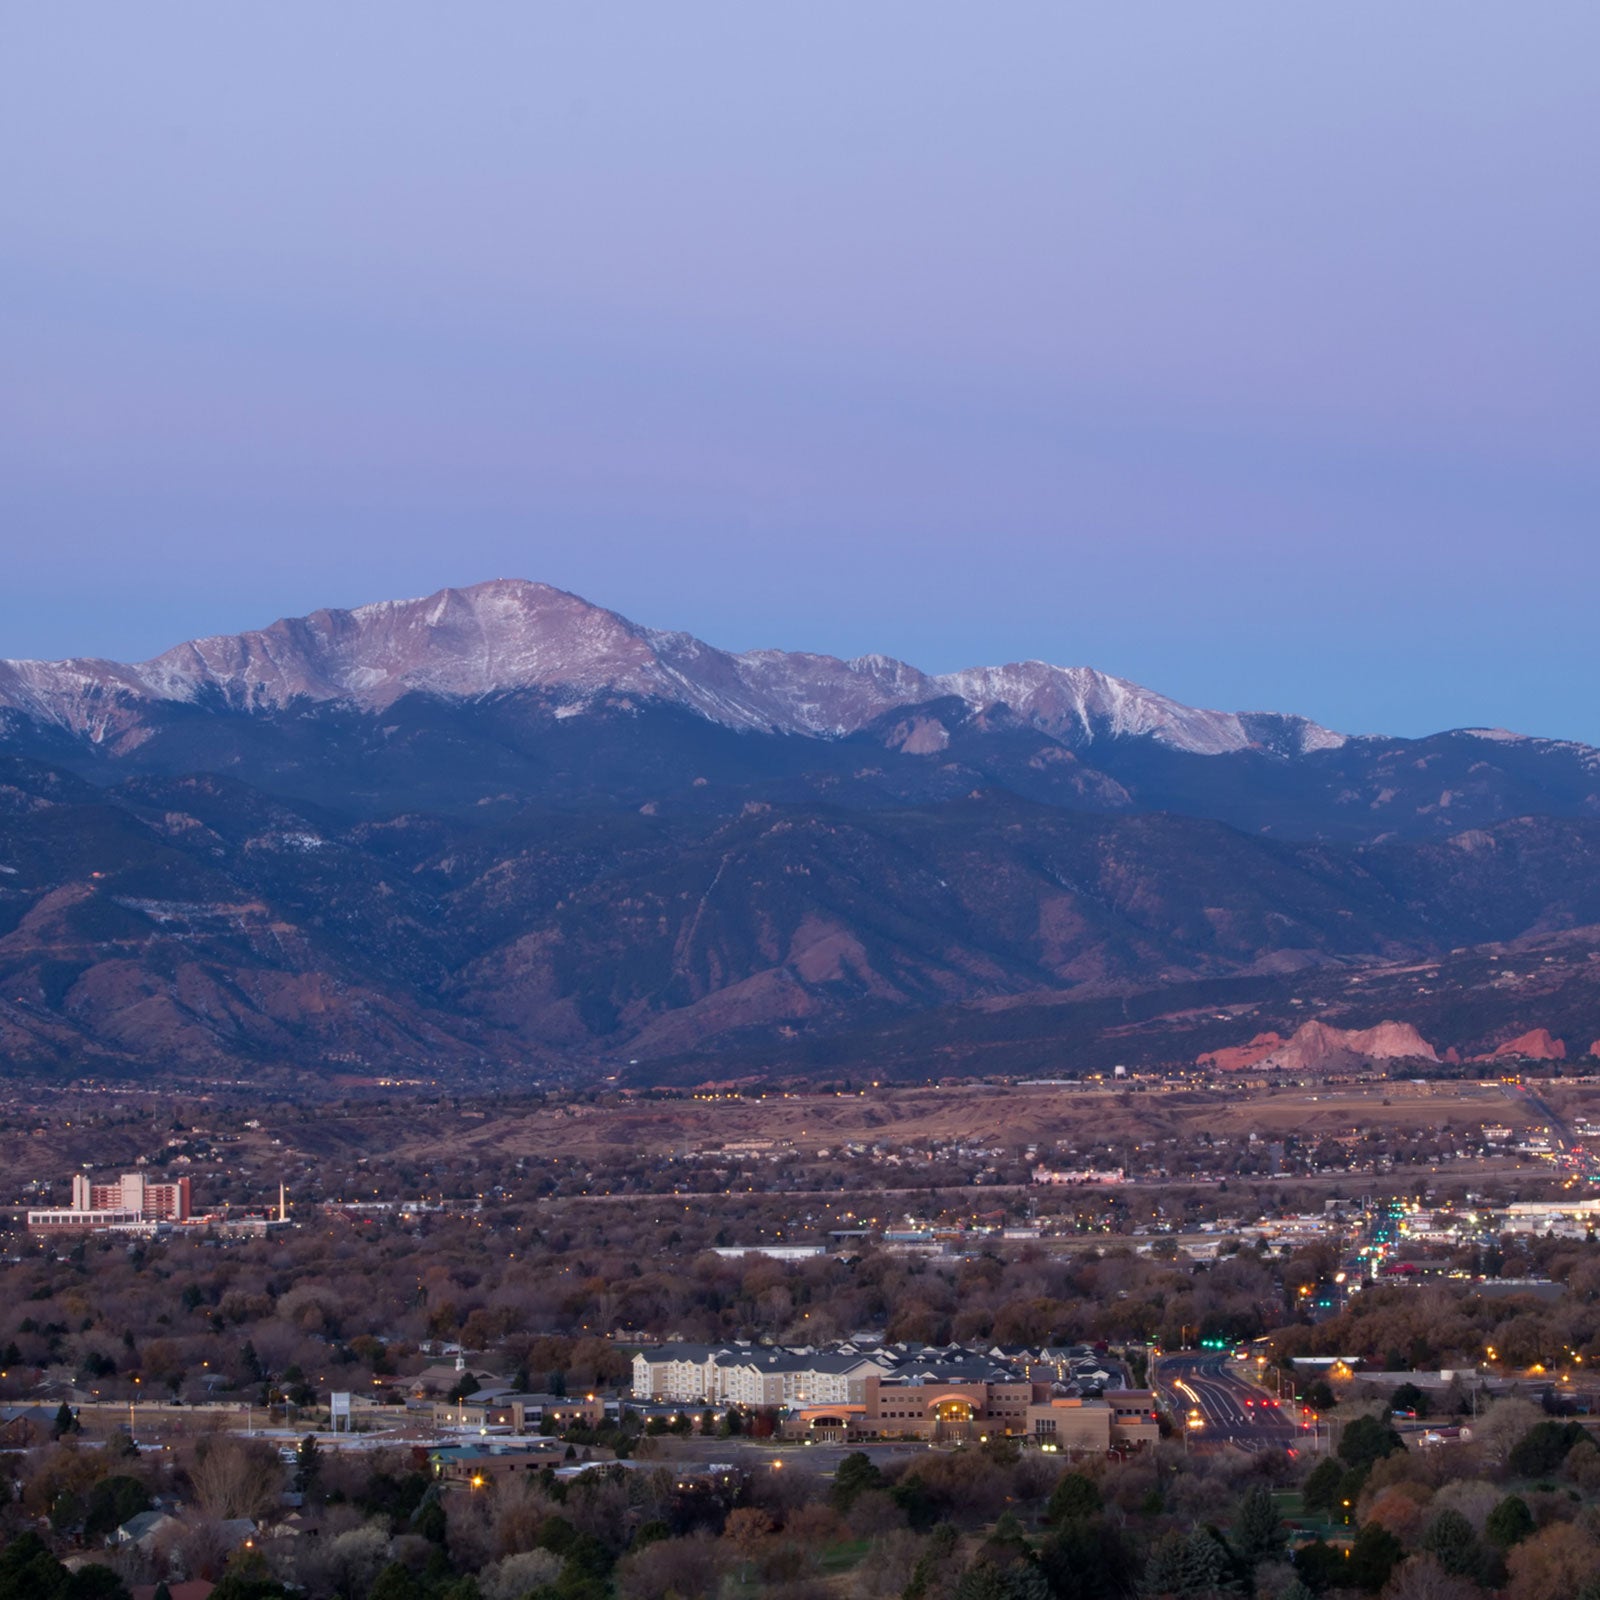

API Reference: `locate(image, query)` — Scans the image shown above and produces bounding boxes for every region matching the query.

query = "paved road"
[1505,1080,1570,1147]
[1156,1352,1299,1452]
[1501,1078,1596,1178]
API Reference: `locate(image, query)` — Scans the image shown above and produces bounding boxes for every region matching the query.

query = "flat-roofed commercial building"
[28,1172,192,1233]
[789,1380,1160,1450]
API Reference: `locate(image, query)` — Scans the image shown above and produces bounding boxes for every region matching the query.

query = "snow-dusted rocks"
[0,578,1346,756]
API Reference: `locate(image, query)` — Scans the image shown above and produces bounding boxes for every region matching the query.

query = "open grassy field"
[364,1077,1541,1162]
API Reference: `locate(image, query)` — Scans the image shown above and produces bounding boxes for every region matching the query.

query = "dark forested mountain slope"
[3,758,1600,1080]
[3,580,1600,1081]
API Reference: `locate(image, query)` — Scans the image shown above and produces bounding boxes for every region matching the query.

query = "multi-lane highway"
[1497,1077,1600,1181]
[1156,1351,1301,1452]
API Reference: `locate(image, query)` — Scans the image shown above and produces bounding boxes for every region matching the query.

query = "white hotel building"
[631,1343,894,1407]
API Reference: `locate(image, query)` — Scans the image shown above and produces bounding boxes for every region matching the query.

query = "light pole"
[1305,1410,1324,1454]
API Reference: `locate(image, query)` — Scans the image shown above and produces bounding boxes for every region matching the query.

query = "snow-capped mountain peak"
[0,577,1347,756]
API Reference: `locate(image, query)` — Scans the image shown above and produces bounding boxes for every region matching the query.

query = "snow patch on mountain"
[1448,728,1600,770]
[0,576,1349,757]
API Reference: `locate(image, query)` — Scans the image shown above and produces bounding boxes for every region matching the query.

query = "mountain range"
[2,578,1599,1084]
[0,578,1343,754]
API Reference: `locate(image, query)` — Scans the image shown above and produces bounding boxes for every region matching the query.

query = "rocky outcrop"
[1198,1019,1439,1073]
[1491,1029,1566,1060]
[1259,1020,1438,1072]
[1195,1032,1285,1071]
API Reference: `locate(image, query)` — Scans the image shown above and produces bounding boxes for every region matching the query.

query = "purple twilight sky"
[2,5,1597,740]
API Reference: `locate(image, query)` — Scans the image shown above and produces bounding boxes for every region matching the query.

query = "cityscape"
[2,1071,1600,1595]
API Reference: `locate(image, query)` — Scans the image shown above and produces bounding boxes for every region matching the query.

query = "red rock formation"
[1259,1019,1438,1072]
[1492,1029,1566,1061]
[1199,1020,1438,1072]
[1196,1032,1284,1071]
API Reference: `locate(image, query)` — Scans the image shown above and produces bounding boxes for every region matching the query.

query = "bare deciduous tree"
[480,1548,563,1600]
[615,1532,726,1600]
[187,1436,283,1521]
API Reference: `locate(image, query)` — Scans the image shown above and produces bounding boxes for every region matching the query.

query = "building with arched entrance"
[789,1377,1159,1451]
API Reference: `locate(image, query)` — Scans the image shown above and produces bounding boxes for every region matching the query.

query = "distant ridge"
[0,577,1347,755]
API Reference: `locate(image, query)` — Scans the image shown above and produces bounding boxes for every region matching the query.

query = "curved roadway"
[1156,1352,1300,1452]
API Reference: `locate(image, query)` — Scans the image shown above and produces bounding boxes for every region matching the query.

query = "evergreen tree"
[0,1534,69,1600]
[1508,1418,1587,1476]
[1303,1379,1335,1411]
[51,1402,78,1439]
[83,1475,151,1540]
[1048,1470,1103,1524]
[1420,1507,1483,1579]
[104,1430,139,1463]
[1041,1519,1139,1600]
[1232,1483,1283,1561]
[1300,1457,1344,1515]
[1389,1381,1429,1417]
[1142,1528,1237,1597]
[954,1568,1012,1600]
[1041,1519,1137,1600]
[829,1449,885,1511]
[982,1510,1030,1563]
[51,1490,84,1532]
[905,1524,960,1600]
[208,1550,290,1600]
[1485,1493,1535,1549]
[366,1564,423,1600]
[64,1570,130,1600]
[1141,1534,1189,1600]
[1335,1466,1370,1523]
[1008,1570,1050,1600]
[1291,1539,1346,1592]
[890,1472,939,1531]
[412,1494,448,1545]
[1346,1523,1402,1593]
[1337,1413,1403,1470]
[293,1432,323,1494]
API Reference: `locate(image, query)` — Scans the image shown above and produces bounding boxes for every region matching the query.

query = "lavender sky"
[3,6,1597,740]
